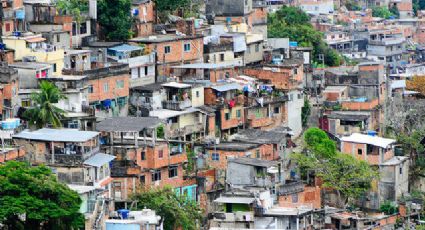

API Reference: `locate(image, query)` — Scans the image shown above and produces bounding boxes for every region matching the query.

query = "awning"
[84,153,116,167]
[211,83,242,92]
[214,196,255,204]
[26,37,46,43]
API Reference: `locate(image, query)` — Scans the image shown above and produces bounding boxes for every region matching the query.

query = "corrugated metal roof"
[214,196,255,204]
[108,44,143,52]
[211,83,242,92]
[13,128,99,142]
[83,153,116,167]
[161,82,192,89]
[340,133,396,148]
[96,117,162,132]
[171,62,237,69]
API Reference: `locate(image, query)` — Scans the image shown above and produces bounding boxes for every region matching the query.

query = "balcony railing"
[47,146,99,165]
[278,181,305,196]
[110,160,140,177]
[255,177,272,187]
[162,100,192,111]
[212,211,254,222]
[62,63,129,78]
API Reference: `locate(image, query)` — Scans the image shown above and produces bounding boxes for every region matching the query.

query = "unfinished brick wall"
[88,73,130,102]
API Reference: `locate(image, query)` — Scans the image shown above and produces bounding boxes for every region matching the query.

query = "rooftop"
[108,44,143,53]
[232,129,290,144]
[381,156,409,166]
[129,34,203,43]
[96,117,162,132]
[205,142,260,151]
[84,153,116,167]
[171,62,239,69]
[13,128,99,142]
[327,112,370,121]
[214,196,255,204]
[9,62,51,70]
[211,83,242,92]
[340,133,396,148]
[161,82,192,89]
[323,86,348,93]
[229,157,278,168]
[149,107,199,119]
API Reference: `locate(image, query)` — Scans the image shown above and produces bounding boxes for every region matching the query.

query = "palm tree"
[23,81,67,129]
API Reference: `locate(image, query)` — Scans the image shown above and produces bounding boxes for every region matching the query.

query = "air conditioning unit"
[22,56,36,62]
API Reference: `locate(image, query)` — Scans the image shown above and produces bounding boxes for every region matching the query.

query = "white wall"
[287,89,304,138]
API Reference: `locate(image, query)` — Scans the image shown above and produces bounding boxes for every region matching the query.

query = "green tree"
[380,200,398,214]
[301,98,311,128]
[23,81,67,129]
[268,6,343,66]
[131,187,202,230]
[413,0,425,15]
[98,0,132,41]
[0,161,84,229]
[372,6,394,19]
[153,0,189,22]
[389,5,400,19]
[56,0,88,23]
[292,128,378,207]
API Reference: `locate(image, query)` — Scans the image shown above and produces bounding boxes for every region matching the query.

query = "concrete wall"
[226,161,255,185]
[287,89,303,137]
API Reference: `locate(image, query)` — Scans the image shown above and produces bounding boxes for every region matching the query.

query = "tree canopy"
[407,76,425,96]
[23,81,67,129]
[372,6,396,19]
[292,128,379,207]
[0,161,84,230]
[56,0,88,23]
[131,187,202,230]
[268,6,343,66]
[98,0,132,41]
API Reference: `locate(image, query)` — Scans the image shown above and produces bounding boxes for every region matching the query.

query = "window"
[72,22,77,35]
[225,112,230,120]
[56,34,60,43]
[141,151,146,160]
[158,149,163,158]
[168,166,178,178]
[88,85,94,93]
[21,99,31,107]
[255,44,260,52]
[164,46,171,54]
[53,64,57,73]
[67,120,79,129]
[297,94,302,99]
[5,23,11,32]
[196,91,200,98]
[103,83,109,92]
[144,66,148,76]
[247,46,251,54]
[274,106,280,114]
[294,68,298,74]
[151,170,161,181]
[358,149,362,155]
[116,80,124,89]
[400,167,402,175]
[220,53,225,61]
[212,153,219,161]
[140,175,145,184]
[236,109,241,118]
[80,22,87,34]
[256,150,260,158]
[184,43,191,52]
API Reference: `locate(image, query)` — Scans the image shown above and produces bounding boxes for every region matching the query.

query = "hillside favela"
[4,0,425,229]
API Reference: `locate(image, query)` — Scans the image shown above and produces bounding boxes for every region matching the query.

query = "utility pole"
[0,3,5,62]
[317,54,325,105]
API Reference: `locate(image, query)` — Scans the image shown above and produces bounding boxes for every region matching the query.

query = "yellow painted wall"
[3,38,65,76]
[191,86,205,107]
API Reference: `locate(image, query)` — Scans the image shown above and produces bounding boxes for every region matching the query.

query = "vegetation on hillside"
[0,161,84,229]
[23,81,67,129]
[98,0,133,41]
[268,6,343,66]
[132,187,203,230]
[291,128,379,207]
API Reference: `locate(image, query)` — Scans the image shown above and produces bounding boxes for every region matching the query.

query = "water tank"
[117,209,130,219]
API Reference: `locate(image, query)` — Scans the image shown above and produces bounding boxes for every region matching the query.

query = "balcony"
[110,160,141,177]
[168,123,204,138]
[162,100,192,111]
[255,177,272,187]
[117,53,155,68]
[212,211,254,222]
[62,63,129,78]
[46,146,99,166]
[278,181,305,196]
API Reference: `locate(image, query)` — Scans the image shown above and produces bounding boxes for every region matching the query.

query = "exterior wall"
[88,74,130,102]
[340,142,394,165]
[3,38,65,76]
[287,90,304,137]
[133,0,154,36]
[191,86,204,107]
[0,147,25,163]
[220,105,244,130]
[298,0,334,15]
[244,42,264,64]
[144,37,203,76]
[244,68,296,90]
[278,186,321,209]
[111,177,139,201]
[137,143,187,170]
[341,98,379,110]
